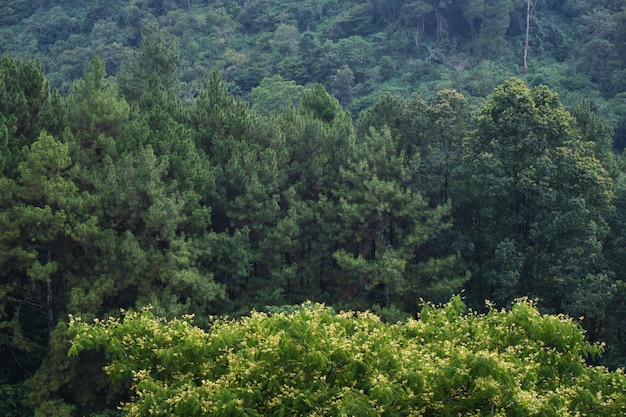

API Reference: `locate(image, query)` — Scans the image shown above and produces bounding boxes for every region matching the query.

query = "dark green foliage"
[332,125,465,310]
[67,57,129,141]
[191,71,256,166]
[117,20,180,102]
[0,55,64,175]
[458,78,615,319]
[0,0,29,26]
[0,380,30,417]
[66,56,129,169]
[1,11,626,409]
[463,0,514,60]
[1,0,625,129]
[0,131,100,414]
[421,89,470,206]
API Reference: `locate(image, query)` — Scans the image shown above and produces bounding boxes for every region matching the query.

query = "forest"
[1,0,626,415]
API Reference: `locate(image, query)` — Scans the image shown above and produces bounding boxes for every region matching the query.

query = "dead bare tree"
[524,0,539,73]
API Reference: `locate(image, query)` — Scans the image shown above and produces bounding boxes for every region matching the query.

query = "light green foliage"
[67,56,130,151]
[68,298,626,416]
[250,74,305,114]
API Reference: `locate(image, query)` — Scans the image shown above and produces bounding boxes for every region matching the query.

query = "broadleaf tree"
[68,298,626,416]
[457,78,615,320]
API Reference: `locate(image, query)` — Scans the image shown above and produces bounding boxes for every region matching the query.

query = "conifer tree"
[0,132,99,414]
[422,90,469,206]
[117,20,180,102]
[191,71,295,310]
[66,56,129,162]
[333,125,465,311]
[0,55,64,176]
[273,84,353,304]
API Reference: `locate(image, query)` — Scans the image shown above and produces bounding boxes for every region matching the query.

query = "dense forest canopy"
[1,0,626,416]
[1,0,626,140]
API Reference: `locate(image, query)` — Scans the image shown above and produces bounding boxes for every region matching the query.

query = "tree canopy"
[68,298,626,416]
[1,43,626,415]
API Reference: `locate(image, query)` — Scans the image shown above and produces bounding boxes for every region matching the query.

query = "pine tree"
[0,132,100,414]
[117,20,181,103]
[332,125,465,311]
[0,55,64,177]
[66,56,129,164]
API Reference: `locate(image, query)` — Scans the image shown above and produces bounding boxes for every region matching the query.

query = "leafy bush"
[68,297,626,416]
[0,380,31,417]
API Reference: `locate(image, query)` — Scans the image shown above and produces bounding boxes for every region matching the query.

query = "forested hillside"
[1,0,626,147]
[1,1,626,415]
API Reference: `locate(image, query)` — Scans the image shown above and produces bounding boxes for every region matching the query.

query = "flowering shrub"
[68,297,626,416]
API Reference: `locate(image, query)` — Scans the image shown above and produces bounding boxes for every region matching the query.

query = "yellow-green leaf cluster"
[68,298,625,416]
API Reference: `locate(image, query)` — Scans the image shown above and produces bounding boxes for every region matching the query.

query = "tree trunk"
[47,280,54,337]
[434,0,443,41]
[524,0,538,74]
[524,0,530,73]
[384,282,390,308]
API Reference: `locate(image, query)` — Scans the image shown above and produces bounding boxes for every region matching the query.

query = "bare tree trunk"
[434,0,443,41]
[47,280,54,336]
[524,0,530,73]
[384,282,390,308]
[46,249,54,337]
[524,0,538,74]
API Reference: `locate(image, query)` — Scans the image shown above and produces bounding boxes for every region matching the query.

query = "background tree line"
[1,0,626,148]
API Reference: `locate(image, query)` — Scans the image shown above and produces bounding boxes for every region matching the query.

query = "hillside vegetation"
[1,1,626,146]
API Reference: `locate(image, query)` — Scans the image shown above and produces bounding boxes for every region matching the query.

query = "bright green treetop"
[68,297,626,416]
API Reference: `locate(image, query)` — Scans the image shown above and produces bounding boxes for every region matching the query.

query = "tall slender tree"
[0,132,98,412]
[523,0,539,73]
